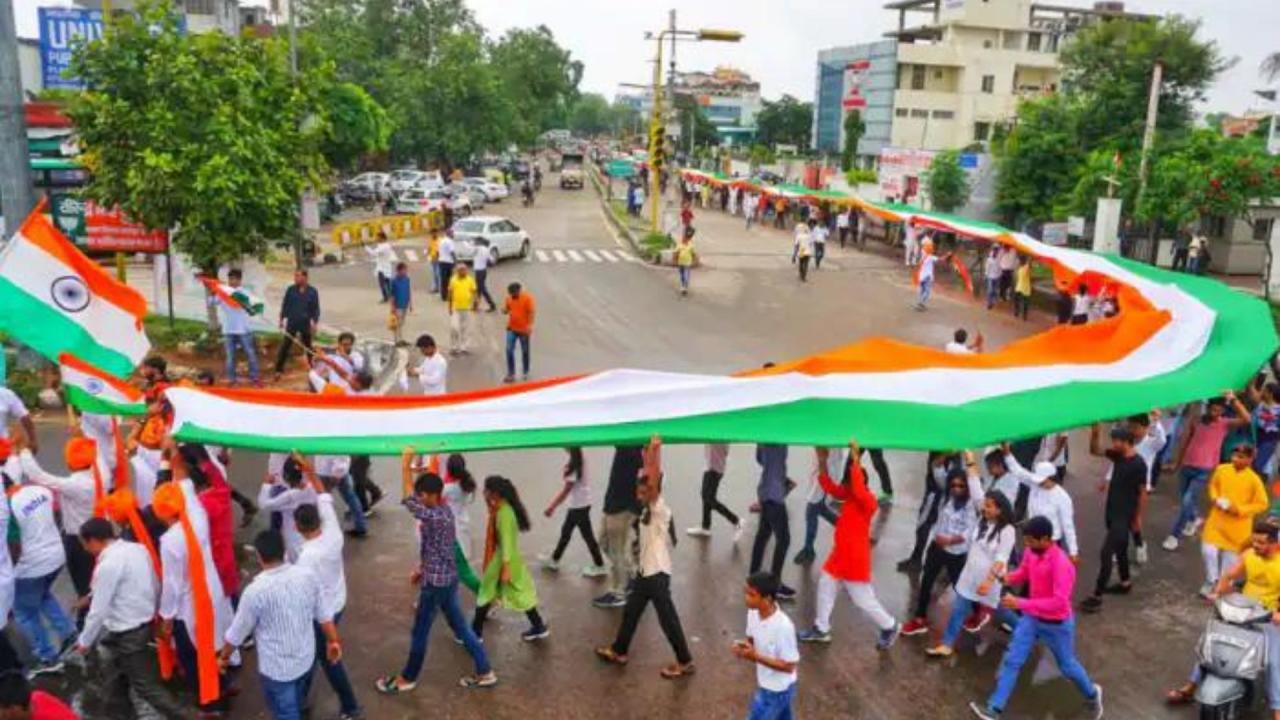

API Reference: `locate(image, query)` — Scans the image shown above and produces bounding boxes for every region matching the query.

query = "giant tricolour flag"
[166,201,1278,454]
[59,353,146,416]
[0,206,149,377]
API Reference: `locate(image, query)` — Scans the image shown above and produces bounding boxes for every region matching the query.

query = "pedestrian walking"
[1171,232,1190,272]
[502,283,535,382]
[734,572,799,720]
[1197,443,1267,598]
[812,221,828,270]
[903,220,920,267]
[212,268,260,385]
[274,270,320,381]
[442,454,479,585]
[367,232,395,303]
[1001,451,1080,561]
[596,437,695,679]
[793,447,845,565]
[593,446,643,609]
[1012,256,1032,320]
[375,455,496,695]
[745,194,757,230]
[446,264,478,355]
[798,442,900,648]
[405,334,447,396]
[1249,381,1280,477]
[751,442,796,599]
[1070,284,1091,325]
[427,232,441,295]
[900,467,982,637]
[676,228,697,296]
[8,462,73,677]
[222,530,343,720]
[898,452,962,571]
[390,262,412,345]
[836,208,850,247]
[472,240,498,312]
[471,476,549,641]
[437,232,457,303]
[1164,394,1251,551]
[773,197,787,230]
[540,448,607,576]
[687,443,742,540]
[914,247,949,311]
[997,246,1017,301]
[1080,424,1147,614]
[967,516,1103,720]
[793,222,813,282]
[983,250,1001,310]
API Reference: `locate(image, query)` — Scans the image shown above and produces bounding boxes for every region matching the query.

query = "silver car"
[450,216,532,265]
[446,182,488,209]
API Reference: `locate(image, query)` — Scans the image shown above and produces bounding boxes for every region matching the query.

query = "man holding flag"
[203,269,263,387]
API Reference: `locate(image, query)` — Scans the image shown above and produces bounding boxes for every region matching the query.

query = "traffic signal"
[648,122,666,172]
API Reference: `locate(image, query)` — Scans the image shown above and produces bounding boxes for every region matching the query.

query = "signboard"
[1042,222,1070,246]
[84,202,169,253]
[841,59,870,110]
[50,194,86,241]
[38,8,104,90]
[878,147,982,205]
[605,160,636,178]
[1067,215,1086,236]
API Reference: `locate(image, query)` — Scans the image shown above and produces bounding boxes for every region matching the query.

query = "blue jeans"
[223,333,259,383]
[677,266,691,290]
[338,475,368,533]
[429,261,440,292]
[801,499,837,554]
[747,683,795,720]
[917,278,933,306]
[302,611,359,715]
[988,615,1097,713]
[401,582,491,682]
[1170,466,1211,538]
[14,568,74,663]
[940,591,978,648]
[985,278,999,309]
[1255,439,1277,478]
[505,330,530,378]
[260,670,311,720]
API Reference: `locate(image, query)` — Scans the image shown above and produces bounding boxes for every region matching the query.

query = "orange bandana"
[65,438,106,517]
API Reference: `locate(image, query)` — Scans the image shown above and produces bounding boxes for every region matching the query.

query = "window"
[983,40,993,49]
[933,69,944,80]
[1254,218,1276,242]
[1027,32,1042,52]
[1201,216,1227,238]
[911,65,926,90]
[974,122,991,141]
[185,0,215,14]
[895,108,909,117]
[931,110,955,119]
[981,75,995,93]
[910,109,929,118]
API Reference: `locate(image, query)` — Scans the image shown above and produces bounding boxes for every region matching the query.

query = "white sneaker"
[1135,544,1149,564]
[685,527,711,538]
[1162,535,1179,551]
[542,558,560,572]
[581,564,608,578]
[1184,517,1204,538]
[733,520,744,543]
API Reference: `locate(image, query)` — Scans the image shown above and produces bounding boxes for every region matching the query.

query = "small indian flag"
[199,276,264,316]
[59,353,146,416]
[0,204,150,378]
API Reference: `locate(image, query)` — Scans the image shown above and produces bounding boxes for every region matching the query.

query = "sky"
[14,0,1280,114]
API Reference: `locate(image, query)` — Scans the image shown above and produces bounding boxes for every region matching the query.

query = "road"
[44,177,1221,719]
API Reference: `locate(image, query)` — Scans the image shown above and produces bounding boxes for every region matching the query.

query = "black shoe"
[1104,583,1133,595]
[792,548,816,565]
[896,558,921,573]
[777,584,797,601]
[346,529,369,539]
[1081,595,1103,613]
[239,506,258,529]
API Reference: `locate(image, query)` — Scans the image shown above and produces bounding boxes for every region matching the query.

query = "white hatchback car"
[451,216,532,265]
[463,176,509,201]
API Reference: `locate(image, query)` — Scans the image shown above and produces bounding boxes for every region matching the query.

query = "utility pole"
[0,0,35,240]
[1135,61,1162,211]
[287,0,304,269]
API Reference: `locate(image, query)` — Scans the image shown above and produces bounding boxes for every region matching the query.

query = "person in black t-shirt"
[1082,424,1147,613]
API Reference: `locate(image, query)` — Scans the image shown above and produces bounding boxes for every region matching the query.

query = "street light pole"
[0,0,35,240]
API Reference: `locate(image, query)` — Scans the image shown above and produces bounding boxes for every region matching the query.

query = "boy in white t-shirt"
[733,571,800,720]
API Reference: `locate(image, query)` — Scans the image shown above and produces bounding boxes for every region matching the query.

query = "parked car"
[462,176,509,201]
[388,169,427,194]
[394,187,444,215]
[450,216,531,265]
[446,182,488,209]
[341,172,389,203]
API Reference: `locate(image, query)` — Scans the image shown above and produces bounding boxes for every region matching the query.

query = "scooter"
[1194,593,1272,720]
[521,184,534,208]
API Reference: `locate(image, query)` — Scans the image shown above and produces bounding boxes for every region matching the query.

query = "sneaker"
[876,623,901,651]
[900,617,929,636]
[1085,684,1104,719]
[542,558,560,572]
[1198,582,1216,600]
[777,584,797,602]
[1184,517,1204,538]
[502,376,515,384]
[963,610,990,634]
[362,507,377,519]
[592,592,627,609]
[521,626,550,642]
[26,659,64,678]
[338,712,366,720]
[1162,535,1179,551]
[581,564,609,578]
[1081,596,1103,613]
[459,672,498,689]
[792,548,816,565]
[1135,544,1149,564]
[877,493,894,508]
[968,701,1002,720]
[925,644,954,658]
[685,527,711,538]
[896,557,921,573]
[798,627,832,643]
[733,520,744,543]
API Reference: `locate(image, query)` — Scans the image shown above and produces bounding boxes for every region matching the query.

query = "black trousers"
[472,603,544,638]
[1013,292,1030,320]
[798,256,810,281]
[101,624,187,719]
[552,507,605,566]
[63,534,93,624]
[437,262,455,301]
[700,470,740,530]
[274,325,313,374]
[906,490,944,565]
[349,455,382,511]
[838,227,849,246]
[750,500,790,580]
[998,270,1013,300]
[1094,521,1131,595]
[865,448,893,495]
[1172,248,1189,271]
[474,269,497,310]
[611,573,692,664]
[913,544,967,618]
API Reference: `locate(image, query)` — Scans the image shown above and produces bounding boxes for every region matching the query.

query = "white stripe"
[403,249,419,263]
[583,250,603,262]
[599,250,620,263]
[0,233,149,366]
[566,250,584,262]
[552,250,568,262]
[535,250,550,262]
[616,251,639,262]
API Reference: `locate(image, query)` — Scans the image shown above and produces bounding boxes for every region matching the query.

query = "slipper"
[375,675,415,695]
[659,662,695,679]
[595,646,628,666]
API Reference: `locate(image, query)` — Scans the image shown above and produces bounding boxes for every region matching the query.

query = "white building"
[617,66,763,146]
[73,0,244,35]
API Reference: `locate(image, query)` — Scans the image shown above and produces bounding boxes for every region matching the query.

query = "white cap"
[1033,461,1058,482]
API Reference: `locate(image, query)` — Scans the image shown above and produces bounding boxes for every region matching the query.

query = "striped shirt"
[225,563,331,682]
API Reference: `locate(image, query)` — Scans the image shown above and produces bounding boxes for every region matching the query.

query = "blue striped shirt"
[225,563,331,681]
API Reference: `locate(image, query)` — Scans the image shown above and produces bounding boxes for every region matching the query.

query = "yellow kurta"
[1202,463,1268,552]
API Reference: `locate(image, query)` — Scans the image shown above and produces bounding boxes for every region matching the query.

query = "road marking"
[582,249,602,262]
[552,250,568,262]
[616,251,639,262]
[535,250,549,263]
[566,249,584,262]
[403,249,419,262]
[598,249,620,262]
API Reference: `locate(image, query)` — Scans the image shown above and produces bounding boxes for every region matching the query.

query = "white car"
[394,188,443,214]
[388,169,427,194]
[451,216,532,265]
[462,176,509,201]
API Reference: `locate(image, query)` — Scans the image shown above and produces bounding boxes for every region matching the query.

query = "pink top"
[1184,417,1231,470]
[1005,542,1075,622]
[197,460,239,598]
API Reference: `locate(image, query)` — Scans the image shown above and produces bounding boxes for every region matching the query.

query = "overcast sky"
[14,0,1280,114]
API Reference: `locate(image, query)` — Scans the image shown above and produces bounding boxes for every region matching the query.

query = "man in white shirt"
[793,222,814,282]
[257,456,319,562]
[224,530,341,720]
[436,233,456,302]
[73,518,186,719]
[210,268,260,386]
[407,334,447,395]
[366,233,396,303]
[811,221,829,270]
[9,474,73,674]
[294,502,361,718]
[944,328,983,355]
[471,240,498,312]
[998,245,1019,301]
[915,248,950,311]
[836,209,850,247]
[0,386,36,453]
[0,450,17,674]
[1002,451,1080,561]
[903,219,920,267]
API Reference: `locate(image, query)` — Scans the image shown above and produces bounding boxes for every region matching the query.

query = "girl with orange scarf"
[470,476,548,642]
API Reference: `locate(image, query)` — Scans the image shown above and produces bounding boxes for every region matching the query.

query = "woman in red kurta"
[182,445,240,600]
[798,442,901,648]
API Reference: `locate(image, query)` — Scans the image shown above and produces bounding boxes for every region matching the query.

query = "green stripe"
[65,386,146,417]
[0,277,138,378]
[174,259,1278,455]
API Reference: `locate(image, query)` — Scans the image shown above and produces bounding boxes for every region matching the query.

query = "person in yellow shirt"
[1200,444,1268,598]
[428,232,442,295]
[675,228,697,296]
[446,264,478,355]
[1012,256,1032,321]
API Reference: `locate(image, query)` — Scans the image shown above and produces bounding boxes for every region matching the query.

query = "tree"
[318,81,392,172]
[607,100,642,139]
[994,95,1086,224]
[1061,147,1136,219]
[924,150,971,213]
[568,93,611,137]
[748,144,775,168]
[68,1,326,279]
[840,111,865,171]
[674,94,719,149]
[489,26,583,146]
[755,95,813,149]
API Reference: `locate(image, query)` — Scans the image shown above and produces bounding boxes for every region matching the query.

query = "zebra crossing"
[355,245,643,266]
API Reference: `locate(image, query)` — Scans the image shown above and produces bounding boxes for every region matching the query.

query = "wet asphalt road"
[31,179,1235,719]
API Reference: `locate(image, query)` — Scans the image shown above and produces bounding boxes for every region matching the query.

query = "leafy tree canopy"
[755,95,813,149]
[924,149,971,213]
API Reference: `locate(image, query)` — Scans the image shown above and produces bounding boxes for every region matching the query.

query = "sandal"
[659,662,695,679]
[375,675,416,695]
[1166,684,1195,705]
[595,646,628,666]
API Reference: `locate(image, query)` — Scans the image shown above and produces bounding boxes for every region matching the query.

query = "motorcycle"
[1194,593,1273,720]
[521,183,534,208]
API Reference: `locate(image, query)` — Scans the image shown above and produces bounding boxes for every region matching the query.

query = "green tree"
[674,94,719,149]
[489,26,583,146]
[924,150,971,213]
[840,111,865,171]
[755,95,813,149]
[994,95,1086,223]
[319,81,392,172]
[1061,147,1136,219]
[568,93,611,136]
[748,144,776,168]
[68,1,326,279]
[607,100,642,139]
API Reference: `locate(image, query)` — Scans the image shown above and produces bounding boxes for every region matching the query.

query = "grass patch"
[144,314,334,355]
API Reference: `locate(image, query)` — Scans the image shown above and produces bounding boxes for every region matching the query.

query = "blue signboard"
[38,7,104,90]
